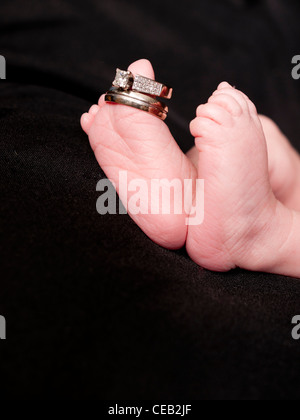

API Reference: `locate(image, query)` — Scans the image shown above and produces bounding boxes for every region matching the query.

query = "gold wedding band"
[105,87,168,121]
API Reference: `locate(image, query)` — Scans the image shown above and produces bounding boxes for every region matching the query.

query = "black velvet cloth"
[1,0,300,400]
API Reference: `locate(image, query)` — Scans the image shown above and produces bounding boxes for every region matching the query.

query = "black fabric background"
[0,0,300,400]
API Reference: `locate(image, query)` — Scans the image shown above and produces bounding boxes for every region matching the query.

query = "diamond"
[133,75,163,97]
[113,69,133,90]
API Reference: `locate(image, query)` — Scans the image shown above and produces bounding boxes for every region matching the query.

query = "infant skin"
[81,59,300,278]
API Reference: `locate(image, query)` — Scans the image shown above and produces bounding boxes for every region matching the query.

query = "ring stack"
[105,68,173,121]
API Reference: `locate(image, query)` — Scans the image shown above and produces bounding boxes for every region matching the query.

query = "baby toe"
[98,94,106,108]
[209,93,243,117]
[196,103,232,126]
[190,116,219,141]
[217,81,233,90]
[80,112,94,135]
[89,104,100,116]
[213,87,250,113]
[218,85,259,120]
[128,58,155,79]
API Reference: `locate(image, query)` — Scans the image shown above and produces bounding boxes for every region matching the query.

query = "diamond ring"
[105,87,168,121]
[112,69,173,100]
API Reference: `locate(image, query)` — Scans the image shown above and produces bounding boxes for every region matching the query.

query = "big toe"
[128,59,155,79]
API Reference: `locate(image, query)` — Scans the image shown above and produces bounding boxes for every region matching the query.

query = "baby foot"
[188,82,289,272]
[187,115,300,212]
[81,59,196,249]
